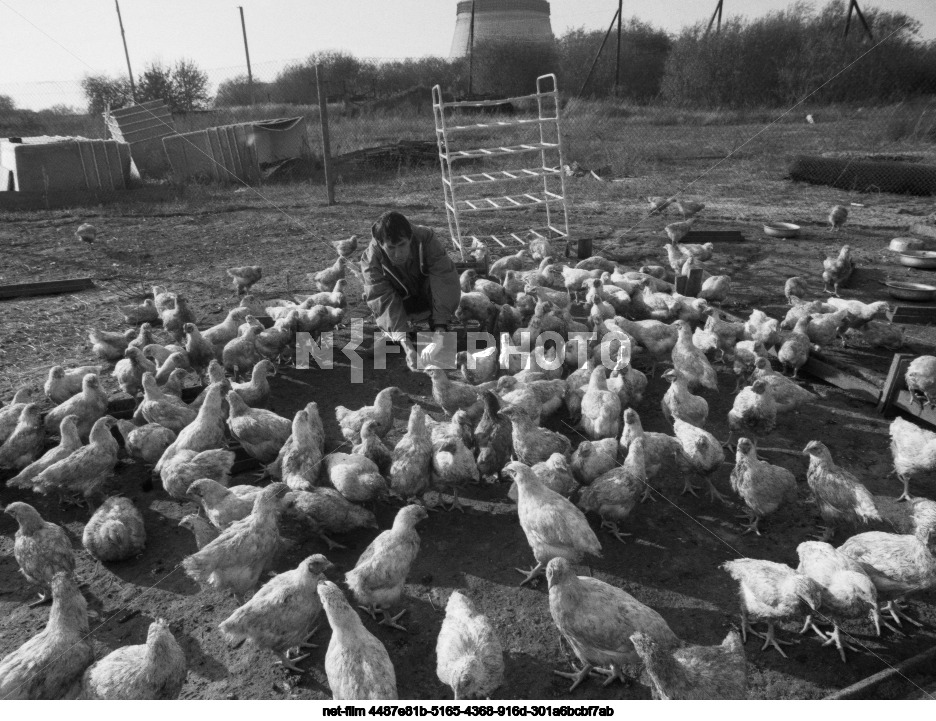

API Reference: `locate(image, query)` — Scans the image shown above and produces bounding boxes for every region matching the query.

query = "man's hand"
[402,337,420,372]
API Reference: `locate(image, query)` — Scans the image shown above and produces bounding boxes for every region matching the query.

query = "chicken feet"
[378,608,409,632]
[798,614,829,641]
[553,663,596,692]
[882,600,923,629]
[317,531,347,551]
[599,519,631,543]
[275,649,309,673]
[758,621,794,657]
[516,561,546,586]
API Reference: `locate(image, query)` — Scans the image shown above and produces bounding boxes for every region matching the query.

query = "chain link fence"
[1,54,935,213]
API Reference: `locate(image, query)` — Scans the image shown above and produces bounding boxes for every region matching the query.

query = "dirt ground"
[2,170,936,700]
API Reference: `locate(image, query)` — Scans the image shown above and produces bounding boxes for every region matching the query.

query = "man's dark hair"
[372,211,413,247]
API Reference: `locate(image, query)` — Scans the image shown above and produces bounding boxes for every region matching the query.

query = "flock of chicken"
[2,206,936,701]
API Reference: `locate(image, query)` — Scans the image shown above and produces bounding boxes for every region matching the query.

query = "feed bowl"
[889,237,925,253]
[764,222,801,239]
[898,250,936,269]
[885,281,936,301]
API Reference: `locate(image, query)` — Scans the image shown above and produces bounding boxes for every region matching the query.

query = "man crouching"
[361,211,461,371]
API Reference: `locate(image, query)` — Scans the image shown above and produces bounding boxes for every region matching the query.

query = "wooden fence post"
[315,64,335,205]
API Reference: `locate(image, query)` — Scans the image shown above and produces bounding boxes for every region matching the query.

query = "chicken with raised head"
[227,265,262,295]
[220,554,333,672]
[730,438,796,536]
[784,277,808,305]
[0,403,44,471]
[671,320,718,393]
[82,496,145,562]
[749,357,817,413]
[318,580,397,699]
[188,478,254,529]
[777,315,813,378]
[312,256,347,292]
[0,388,31,443]
[889,416,936,501]
[44,365,103,404]
[607,352,647,409]
[504,461,601,585]
[722,558,821,657]
[332,234,359,258]
[620,409,688,498]
[795,541,878,662]
[79,618,186,699]
[8,415,82,490]
[839,498,936,630]
[222,322,261,381]
[4,502,75,606]
[631,630,747,700]
[500,404,571,466]
[828,204,848,230]
[488,248,531,280]
[179,514,220,549]
[424,368,484,423]
[665,219,694,245]
[89,327,135,361]
[673,418,727,503]
[138,373,196,434]
[274,408,323,492]
[323,452,386,503]
[427,414,480,512]
[822,245,854,296]
[578,437,646,542]
[804,440,881,541]
[227,390,291,464]
[661,368,707,428]
[508,452,579,501]
[31,416,119,505]
[182,482,289,603]
[352,420,392,477]
[436,591,504,701]
[577,366,621,441]
[160,448,234,500]
[386,405,433,501]
[725,379,777,450]
[345,504,428,631]
[113,346,158,399]
[153,350,191,386]
[44,372,108,441]
[129,323,159,353]
[202,307,251,356]
[0,572,93,699]
[548,557,678,690]
[336,386,404,442]
[160,294,197,342]
[474,391,512,483]
[675,199,705,220]
[905,355,936,411]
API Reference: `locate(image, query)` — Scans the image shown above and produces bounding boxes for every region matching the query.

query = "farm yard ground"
[2,145,936,700]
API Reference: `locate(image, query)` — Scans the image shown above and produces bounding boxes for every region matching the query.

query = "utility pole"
[707,0,724,34]
[238,6,255,104]
[614,0,622,93]
[578,5,620,97]
[114,0,136,102]
[467,0,476,98]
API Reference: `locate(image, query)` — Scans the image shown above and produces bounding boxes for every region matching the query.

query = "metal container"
[885,281,936,301]
[889,237,925,253]
[763,222,801,238]
[898,250,936,269]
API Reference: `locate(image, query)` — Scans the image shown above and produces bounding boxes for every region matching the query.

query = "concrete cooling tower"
[449,0,555,57]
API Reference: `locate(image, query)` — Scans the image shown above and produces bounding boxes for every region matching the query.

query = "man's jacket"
[360,225,461,338]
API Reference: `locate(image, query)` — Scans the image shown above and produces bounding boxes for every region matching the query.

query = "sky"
[1,0,934,110]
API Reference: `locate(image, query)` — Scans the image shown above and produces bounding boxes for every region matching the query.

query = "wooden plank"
[892,389,936,428]
[685,267,704,297]
[876,353,912,412]
[887,306,936,324]
[0,277,94,300]
[684,230,745,242]
[0,186,178,211]
[908,223,936,241]
[825,644,936,700]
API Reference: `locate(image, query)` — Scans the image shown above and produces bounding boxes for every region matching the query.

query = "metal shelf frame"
[432,74,571,260]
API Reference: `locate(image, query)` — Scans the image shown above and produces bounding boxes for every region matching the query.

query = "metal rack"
[432,74,570,260]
